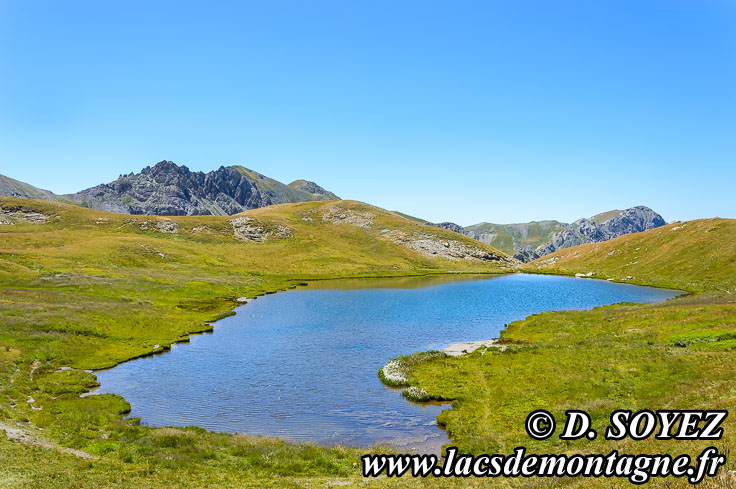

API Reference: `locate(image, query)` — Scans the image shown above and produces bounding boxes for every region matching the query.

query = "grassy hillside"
[0,197,514,488]
[530,218,736,292]
[232,166,336,203]
[0,196,513,368]
[287,179,340,199]
[399,218,736,488]
[464,220,568,256]
[0,173,75,204]
[390,210,428,224]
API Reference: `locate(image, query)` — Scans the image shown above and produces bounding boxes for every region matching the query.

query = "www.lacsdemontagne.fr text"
[362,446,726,484]
[363,409,729,484]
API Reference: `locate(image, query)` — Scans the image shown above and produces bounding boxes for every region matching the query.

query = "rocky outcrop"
[321,206,374,228]
[138,219,179,234]
[428,206,666,262]
[432,222,465,234]
[58,161,338,216]
[511,249,541,263]
[381,229,511,263]
[0,205,51,225]
[229,217,292,242]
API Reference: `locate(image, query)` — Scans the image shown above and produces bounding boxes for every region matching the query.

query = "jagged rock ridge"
[1,161,339,216]
[63,161,339,216]
[430,206,666,262]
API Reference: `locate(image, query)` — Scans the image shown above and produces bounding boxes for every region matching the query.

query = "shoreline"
[440,338,505,356]
[86,270,513,373]
[93,271,683,452]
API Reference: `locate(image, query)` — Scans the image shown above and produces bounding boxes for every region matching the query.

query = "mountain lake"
[94,273,680,453]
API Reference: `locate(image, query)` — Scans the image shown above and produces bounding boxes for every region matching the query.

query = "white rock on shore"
[441,339,505,356]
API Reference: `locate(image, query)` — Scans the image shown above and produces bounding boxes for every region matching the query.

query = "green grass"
[529,218,736,293]
[0,197,514,488]
[397,217,736,488]
[378,350,448,387]
[3,197,735,488]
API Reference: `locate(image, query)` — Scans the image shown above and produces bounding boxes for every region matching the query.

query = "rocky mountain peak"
[62,161,339,216]
[428,206,667,262]
[145,160,183,173]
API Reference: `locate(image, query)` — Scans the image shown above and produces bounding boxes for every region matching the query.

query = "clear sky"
[1,1,734,225]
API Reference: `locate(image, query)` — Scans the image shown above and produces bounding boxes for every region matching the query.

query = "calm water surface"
[95,273,679,452]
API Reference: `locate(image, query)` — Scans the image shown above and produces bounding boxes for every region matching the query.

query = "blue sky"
[1,1,734,225]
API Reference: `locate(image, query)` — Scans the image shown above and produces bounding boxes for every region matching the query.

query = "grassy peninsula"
[0,197,514,488]
[398,218,736,488]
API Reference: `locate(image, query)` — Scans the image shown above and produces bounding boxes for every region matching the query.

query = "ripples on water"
[95,273,679,453]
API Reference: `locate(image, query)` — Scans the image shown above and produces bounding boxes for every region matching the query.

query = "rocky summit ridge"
[1,161,339,216]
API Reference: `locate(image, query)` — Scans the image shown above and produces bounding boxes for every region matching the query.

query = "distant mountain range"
[0,161,338,216]
[1,163,665,261]
[431,206,666,262]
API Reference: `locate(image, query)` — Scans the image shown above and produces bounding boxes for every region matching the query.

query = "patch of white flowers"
[380,359,408,385]
[403,386,430,402]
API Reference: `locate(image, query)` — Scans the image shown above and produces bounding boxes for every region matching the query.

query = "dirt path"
[0,420,94,459]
